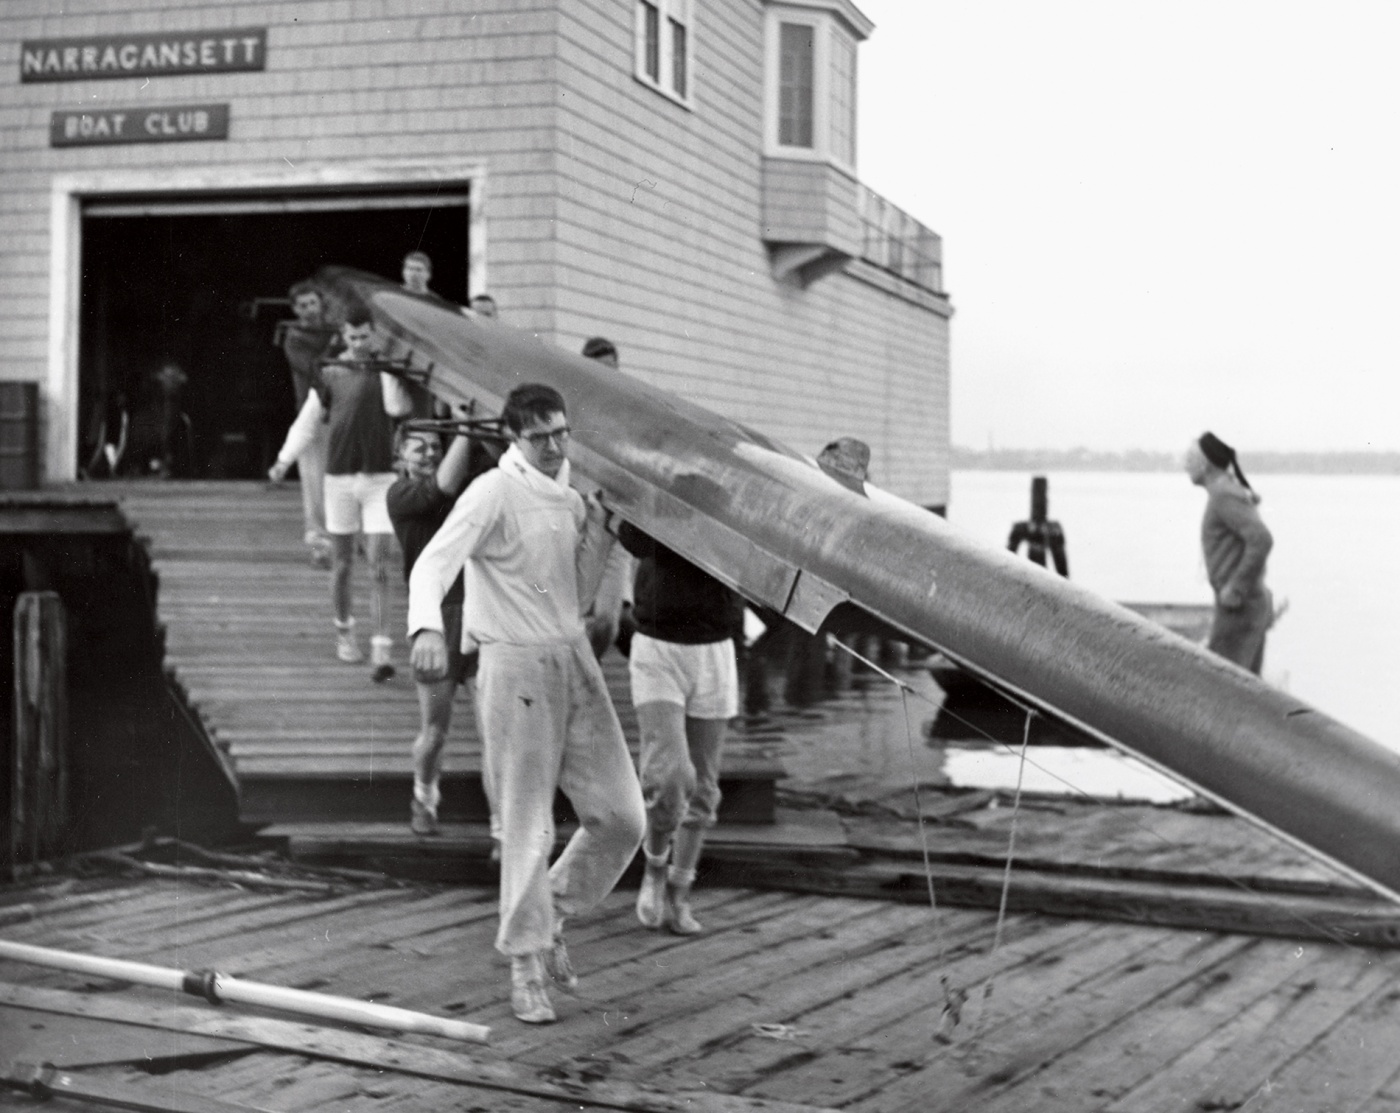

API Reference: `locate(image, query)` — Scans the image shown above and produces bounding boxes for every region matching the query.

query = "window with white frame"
[636,0,694,106]
[778,22,814,148]
[764,3,867,170]
[827,25,856,166]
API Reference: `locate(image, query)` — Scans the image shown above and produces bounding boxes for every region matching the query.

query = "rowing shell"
[321,265,1400,904]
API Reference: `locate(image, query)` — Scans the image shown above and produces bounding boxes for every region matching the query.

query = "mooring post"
[11,591,69,880]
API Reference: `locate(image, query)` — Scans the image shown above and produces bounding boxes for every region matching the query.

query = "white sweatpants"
[478,637,645,956]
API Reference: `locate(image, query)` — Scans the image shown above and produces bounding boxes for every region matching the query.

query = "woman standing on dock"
[1186,432,1274,675]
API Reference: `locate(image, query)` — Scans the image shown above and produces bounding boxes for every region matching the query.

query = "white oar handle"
[0,939,186,991]
[0,939,489,1044]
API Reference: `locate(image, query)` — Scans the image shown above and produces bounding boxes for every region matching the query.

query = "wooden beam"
[11,592,68,879]
[698,854,1400,948]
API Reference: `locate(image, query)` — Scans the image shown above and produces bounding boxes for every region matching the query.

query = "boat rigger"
[319,265,1400,905]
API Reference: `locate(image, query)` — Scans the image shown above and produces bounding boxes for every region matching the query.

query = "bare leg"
[634,700,691,927]
[413,677,457,796]
[365,532,393,641]
[330,533,356,624]
[665,716,728,935]
[411,675,456,834]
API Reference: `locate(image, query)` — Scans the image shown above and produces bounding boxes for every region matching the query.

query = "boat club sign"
[21,29,266,82]
[51,104,230,147]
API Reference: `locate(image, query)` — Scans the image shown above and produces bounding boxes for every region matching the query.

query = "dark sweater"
[387,474,463,605]
[314,362,398,475]
[617,521,743,645]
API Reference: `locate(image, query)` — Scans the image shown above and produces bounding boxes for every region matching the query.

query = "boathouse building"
[2,0,951,507]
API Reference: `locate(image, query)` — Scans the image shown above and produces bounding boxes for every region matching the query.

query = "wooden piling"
[10,590,68,878]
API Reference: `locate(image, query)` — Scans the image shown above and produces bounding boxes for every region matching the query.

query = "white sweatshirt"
[407,445,613,647]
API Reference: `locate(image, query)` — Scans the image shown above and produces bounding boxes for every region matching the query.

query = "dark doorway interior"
[78,201,470,478]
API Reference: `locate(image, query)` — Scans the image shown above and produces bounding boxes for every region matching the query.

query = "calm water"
[947,470,1400,750]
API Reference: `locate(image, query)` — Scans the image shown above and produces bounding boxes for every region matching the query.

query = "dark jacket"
[617,522,743,645]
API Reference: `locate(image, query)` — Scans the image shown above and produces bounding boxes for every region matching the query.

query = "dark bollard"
[1007,475,1069,576]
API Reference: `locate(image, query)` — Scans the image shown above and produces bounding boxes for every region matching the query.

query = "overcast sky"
[854,1,1400,453]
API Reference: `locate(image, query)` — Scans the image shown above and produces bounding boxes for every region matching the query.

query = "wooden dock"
[4,860,1400,1112]
[9,480,1400,1108]
[100,479,784,828]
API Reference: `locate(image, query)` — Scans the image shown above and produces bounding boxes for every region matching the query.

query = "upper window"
[636,0,694,107]
[763,2,870,170]
[778,23,814,148]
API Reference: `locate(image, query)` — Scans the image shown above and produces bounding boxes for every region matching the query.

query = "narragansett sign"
[20,29,266,82]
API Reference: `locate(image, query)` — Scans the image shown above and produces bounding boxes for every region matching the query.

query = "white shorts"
[323,472,395,535]
[628,633,738,720]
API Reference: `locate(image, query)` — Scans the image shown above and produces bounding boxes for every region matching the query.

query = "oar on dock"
[0,938,490,1044]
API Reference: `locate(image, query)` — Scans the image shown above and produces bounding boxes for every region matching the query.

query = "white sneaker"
[636,860,668,929]
[510,954,555,1024]
[664,884,703,935]
[335,621,363,664]
[410,798,439,837]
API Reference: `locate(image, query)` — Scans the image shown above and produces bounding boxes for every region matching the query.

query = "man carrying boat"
[407,383,645,1024]
[273,278,338,569]
[270,305,413,678]
[612,515,743,935]
[1185,431,1274,674]
[387,418,485,838]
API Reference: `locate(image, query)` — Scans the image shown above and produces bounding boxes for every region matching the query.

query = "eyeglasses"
[521,426,571,449]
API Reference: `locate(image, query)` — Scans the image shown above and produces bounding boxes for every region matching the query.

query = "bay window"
[764,1,870,171]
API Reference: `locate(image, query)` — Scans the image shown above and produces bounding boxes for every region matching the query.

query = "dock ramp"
[104,480,782,829]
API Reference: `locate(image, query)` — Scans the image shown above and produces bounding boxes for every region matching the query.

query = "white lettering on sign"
[144,109,210,136]
[51,103,227,146]
[21,29,265,82]
[63,112,129,139]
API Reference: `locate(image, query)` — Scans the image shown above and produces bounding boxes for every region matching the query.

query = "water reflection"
[738,639,1195,806]
[942,746,1192,804]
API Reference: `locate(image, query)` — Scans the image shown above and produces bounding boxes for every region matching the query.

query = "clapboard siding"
[551,0,949,506]
[3,0,949,505]
[0,0,566,469]
[762,158,863,250]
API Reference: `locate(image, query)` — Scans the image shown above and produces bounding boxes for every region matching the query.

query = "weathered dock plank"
[692,912,1083,1092]
[1103,941,1397,1112]
[1227,967,1400,1112]
[741,917,1170,1110]
[3,872,1396,1111]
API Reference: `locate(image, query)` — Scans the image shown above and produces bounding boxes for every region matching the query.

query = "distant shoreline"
[953,448,1400,475]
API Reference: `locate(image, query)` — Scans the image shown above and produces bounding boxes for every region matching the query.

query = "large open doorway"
[77,195,470,479]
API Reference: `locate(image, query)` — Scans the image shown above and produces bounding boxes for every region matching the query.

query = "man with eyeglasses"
[407,383,644,1025]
